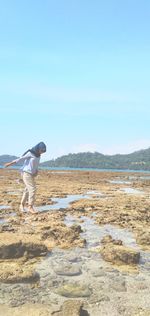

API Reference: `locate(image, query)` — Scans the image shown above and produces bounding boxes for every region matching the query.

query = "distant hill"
[0,155,18,165]
[40,148,150,170]
[1,148,150,170]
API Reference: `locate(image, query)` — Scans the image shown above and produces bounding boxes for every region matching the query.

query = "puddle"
[128,176,139,180]
[0,205,10,210]
[86,190,102,195]
[37,195,88,211]
[64,214,150,271]
[0,218,5,224]
[65,215,138,249]
[85,191,105,200]
[0,205,12,224]
[109,180,131,184]
[33,214,150,305]
[120,187,145,195]
[7,191,21,195]
[37,192,102,212]
[140,176,150,180]
[0,212,17,224]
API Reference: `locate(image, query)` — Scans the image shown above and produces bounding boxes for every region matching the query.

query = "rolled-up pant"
[21,172,36,206]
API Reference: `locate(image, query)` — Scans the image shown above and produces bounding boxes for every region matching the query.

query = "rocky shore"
[0,168,150,315]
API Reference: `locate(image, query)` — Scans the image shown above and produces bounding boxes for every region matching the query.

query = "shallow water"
[109,180,132,184]
[140,176,150,180]
[0,212,16,224]
[7,190,21,195]
[0,205,10,210]
[86,190,104,197]
[5,213,148,309]
[1,193,150,314]
[0,219,5,224]
[65,214,150,271]
[37,191,102,212]
[120,187,145,195]
[65,215,139,249]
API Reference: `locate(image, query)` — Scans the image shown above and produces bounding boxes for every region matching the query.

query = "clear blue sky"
[0,0,150,161]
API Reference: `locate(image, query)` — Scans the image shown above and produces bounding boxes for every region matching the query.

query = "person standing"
[4,142,46,214]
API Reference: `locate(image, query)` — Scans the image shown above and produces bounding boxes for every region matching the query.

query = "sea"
[1,165,150,174]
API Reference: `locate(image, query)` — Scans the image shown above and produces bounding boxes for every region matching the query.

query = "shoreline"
[1,165,150,174]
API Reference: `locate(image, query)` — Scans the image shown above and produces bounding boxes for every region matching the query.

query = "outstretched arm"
[4,161,17,168]
[4,152,32,168]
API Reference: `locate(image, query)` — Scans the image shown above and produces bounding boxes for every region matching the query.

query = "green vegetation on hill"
[41,148,150,170]
[1,148,150,170]
[0,155,18,165]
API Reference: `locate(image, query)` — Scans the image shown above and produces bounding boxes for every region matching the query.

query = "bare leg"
[20,187,28,212]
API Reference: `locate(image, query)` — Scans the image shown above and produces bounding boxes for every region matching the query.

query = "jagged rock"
[136,230,150,246]
[0,233,48,259]
[52,300,89,316]
[101,234,123,245]
[0,233,47,283]
[0,261,40,283]
[100,239,140,265]
[0,304,52,316]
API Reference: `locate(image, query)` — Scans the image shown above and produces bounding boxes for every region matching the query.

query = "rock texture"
[1,169,150,315]
[52,300,89,316]
[100,234,140,266]
[56,283,92,298]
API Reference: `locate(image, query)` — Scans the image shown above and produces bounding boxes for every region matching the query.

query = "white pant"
[21,172,36,206]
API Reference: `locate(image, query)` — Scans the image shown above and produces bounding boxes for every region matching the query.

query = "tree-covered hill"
[1,147,150,170]
[0,155,18,165]
[40,148,150,170]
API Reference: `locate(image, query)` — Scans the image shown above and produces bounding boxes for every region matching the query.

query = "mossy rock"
[56,283,91,298]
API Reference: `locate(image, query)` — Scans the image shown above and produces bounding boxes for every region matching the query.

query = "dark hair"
[23,142,46,158]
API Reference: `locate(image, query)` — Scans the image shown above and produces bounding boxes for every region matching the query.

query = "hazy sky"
[0,0,150,161]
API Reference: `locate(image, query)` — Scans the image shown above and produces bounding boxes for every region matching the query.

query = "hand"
[4,162,13,168]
